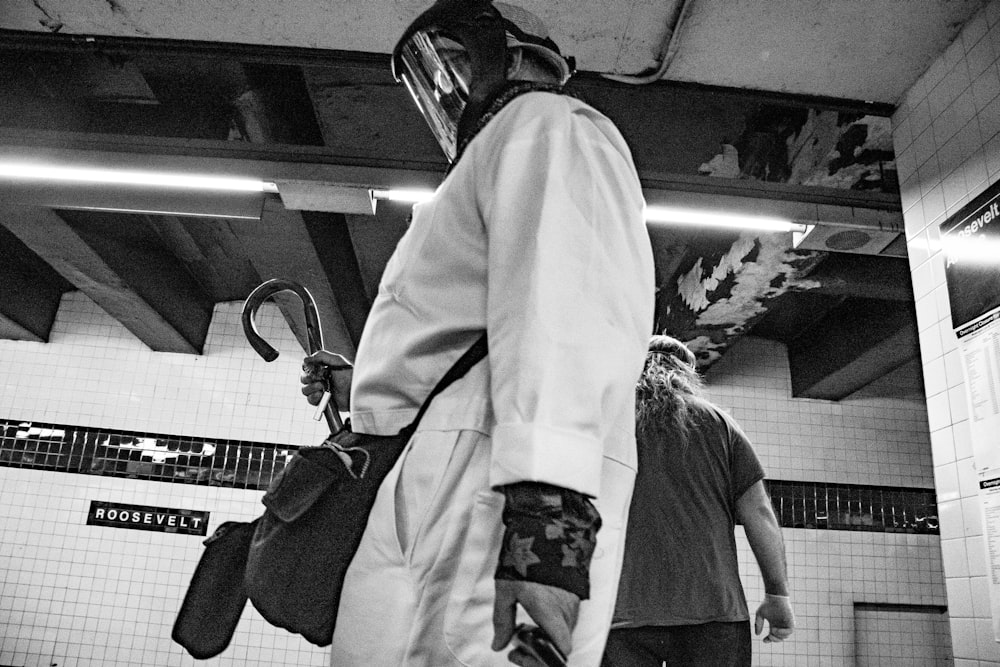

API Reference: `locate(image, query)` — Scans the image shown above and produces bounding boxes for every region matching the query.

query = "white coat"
[334,91,655,666]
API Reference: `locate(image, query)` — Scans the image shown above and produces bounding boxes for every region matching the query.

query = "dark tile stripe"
[0,418,940,534]
[0,417,300,491]
[764,480,938,534]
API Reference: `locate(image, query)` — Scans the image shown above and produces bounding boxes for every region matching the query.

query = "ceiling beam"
[345,202,411,300]
[301,64,442,171]
[0,222,73,341]
[299,210,371,348]
[805,254,914,301]
[747,291,847,344]
[0,206,213,353]
[846,357,925,400]
[0,32,899,204]
[749,253,915,341]
[788,298,920,400]
[140,214,261,302]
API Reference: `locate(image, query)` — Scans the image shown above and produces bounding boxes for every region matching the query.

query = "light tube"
[645,206,805,232]
[0,162,277,193]
[371,191,804,233]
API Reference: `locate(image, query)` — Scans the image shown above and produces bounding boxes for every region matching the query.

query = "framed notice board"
[940,179,1000,330]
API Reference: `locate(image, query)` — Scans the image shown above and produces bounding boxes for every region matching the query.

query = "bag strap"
[406,332,488,433]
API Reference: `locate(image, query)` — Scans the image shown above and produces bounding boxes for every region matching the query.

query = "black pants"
[602,621,752,667]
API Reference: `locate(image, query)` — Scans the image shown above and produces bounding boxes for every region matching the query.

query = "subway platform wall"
[893,0,1000,664]
[0,296,332,667]
[0,288,947,666]
[710,337,947,667]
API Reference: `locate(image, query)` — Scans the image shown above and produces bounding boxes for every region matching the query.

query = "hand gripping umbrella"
[241,278,344,435]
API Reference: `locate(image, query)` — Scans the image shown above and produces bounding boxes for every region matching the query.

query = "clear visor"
[397,31,473,161]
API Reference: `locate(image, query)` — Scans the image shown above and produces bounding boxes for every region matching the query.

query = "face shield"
[395,30,474,162]
[393,1,574,162]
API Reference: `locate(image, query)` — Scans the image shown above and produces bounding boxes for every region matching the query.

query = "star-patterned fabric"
[496,482,600,599]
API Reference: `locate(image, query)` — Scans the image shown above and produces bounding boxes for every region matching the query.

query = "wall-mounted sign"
[944,179,1000,642]
[87,501,209,536]
[956,309,1000,472]
[978,471,1000,642]
[940,178,1000,330]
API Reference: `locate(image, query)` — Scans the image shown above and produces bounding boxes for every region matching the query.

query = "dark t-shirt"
[612,396,765,627]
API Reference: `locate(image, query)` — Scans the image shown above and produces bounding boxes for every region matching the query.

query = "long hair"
[635,335,704,444]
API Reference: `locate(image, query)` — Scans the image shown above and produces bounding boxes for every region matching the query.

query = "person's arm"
[735,480,795,642]
[491,483,599,662]
[479,95,653,659]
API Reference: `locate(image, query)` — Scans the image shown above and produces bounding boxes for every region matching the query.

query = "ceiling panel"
[2,0,988,102]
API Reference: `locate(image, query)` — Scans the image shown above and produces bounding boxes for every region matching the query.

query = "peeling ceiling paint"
[695,109,897,192]
[678,235,756,313]
[690,236,822,328]
[668,232,824,365]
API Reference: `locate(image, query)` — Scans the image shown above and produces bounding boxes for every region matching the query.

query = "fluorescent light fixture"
[645,206,805,233]
[368,193,806,233]
[370,188,436,204]
[0,161,277,193]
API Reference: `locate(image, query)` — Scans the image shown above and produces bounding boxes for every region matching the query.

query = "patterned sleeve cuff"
[494,482,602,600]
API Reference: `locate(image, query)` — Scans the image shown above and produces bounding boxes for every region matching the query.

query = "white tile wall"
[704,336,945,665]
[0,294,949,665]
[737,530,946,667]
[855,607,952,666]
[0,467,328,667]
[708,337,934,487]
[0,294,330,667]
[893,0,1000,662]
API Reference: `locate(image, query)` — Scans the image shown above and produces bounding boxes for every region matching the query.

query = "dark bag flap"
[262,448,348,523]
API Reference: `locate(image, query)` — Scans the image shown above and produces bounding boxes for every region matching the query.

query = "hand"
[300,350,353,412]
[754,593,795,643]
[492,580,578,666]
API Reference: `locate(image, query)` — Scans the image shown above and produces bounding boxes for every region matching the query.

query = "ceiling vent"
[793,224,903,256]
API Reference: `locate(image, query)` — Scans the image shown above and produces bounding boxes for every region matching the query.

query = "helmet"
[391,0,573,161]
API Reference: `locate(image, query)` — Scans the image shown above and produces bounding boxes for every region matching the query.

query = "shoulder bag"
[173,332,487,655]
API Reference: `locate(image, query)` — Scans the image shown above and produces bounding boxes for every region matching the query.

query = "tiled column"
[892,1,1000,663]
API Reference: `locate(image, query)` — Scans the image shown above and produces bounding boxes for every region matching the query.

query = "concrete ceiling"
[2,0,988,102]
[0,0,985,401]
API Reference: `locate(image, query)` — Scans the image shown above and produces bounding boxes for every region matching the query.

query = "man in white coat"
[302,1,654,664]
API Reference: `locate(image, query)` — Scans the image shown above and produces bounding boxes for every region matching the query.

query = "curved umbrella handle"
[241,278,344,434]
